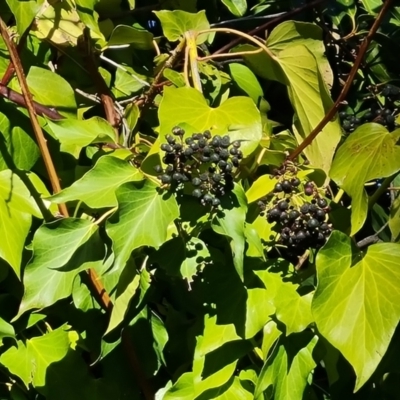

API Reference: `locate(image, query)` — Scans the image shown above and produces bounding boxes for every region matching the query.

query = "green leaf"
[106,267,140,334]
[154,10,210,44]
[106,181,179,272]
[35,2,84,46]
[256,271,314,335]
[245,288,274,339]
[229,63,264,104]
[113,67,149,98]
[49,156,143,209]
[17,219,101,317]
[255,334,318,399]
[212,185,247,280]
[276,45,341,173]
[0,317,15,344]
[330,125,400,235]
[261,320,281,360]
[26,67,76,118]
[106,24,154,49]
[312,231,400,391]
[5,0,43,35]
[221,0,247,16]
[246,174,276,203]
[0,325,72,388]
[266,20,333,88]
[159,86,262,157]
[46,117,116,157]
[0,170,41,277]
[0,105,40,171]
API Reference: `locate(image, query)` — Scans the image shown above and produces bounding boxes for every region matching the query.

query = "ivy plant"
[0,0,400,399]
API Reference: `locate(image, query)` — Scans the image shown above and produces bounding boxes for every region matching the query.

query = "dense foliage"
[0,0,400,399]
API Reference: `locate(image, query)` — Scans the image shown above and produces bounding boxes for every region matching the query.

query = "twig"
[198,28,276,60]
[287,0,394,161]
[0,83,64,119]
[197,48,263,62]
[136,38,186,110]
[78,28,121,137]
[213,0,327,55]
[368,173,398,209]
[1,29,29,85]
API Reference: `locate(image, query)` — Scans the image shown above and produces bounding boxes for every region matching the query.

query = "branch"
[287,0,394,161]
[136,38,186,110]
[78,28,121,139]
[0,83,64,119]
[213,0,327,55]
[0,17,68,215]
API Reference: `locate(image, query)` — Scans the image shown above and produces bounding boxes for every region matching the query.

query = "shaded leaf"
[17,219,101,317]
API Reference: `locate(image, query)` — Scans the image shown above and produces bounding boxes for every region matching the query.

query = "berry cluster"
[258,178,332,259]
[340,84,399,134]
[154,127,242,206]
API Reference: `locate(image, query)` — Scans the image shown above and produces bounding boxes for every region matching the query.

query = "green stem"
[333,189,344,204]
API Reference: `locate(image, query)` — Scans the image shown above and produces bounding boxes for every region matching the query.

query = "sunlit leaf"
[312,230,400,391]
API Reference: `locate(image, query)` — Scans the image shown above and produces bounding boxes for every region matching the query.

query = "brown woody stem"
[287,0,394,161]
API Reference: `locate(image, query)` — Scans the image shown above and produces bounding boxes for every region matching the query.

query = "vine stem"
[136,38,186,110]
[198,47,263,62]
[185,31,202,92]
[213,0,327,55]
[287,0,394,161]
[197,27,277,60]
[0,17,68,216]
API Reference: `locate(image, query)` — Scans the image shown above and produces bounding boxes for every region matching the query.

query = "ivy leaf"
[49,156,143,209]
[46,117,116,157]
[229,63,264,104]
[154,10,210,44]
[312,231,400,391]
[17,219,101,318]
[330,125,400,235]
[0,170,41,277]
[255,334,318,399]
[0,325,72,388]
[106,270,140,335]
[35,2,84,46]
[256,271,314,335]
[245,288,274,339]
[0,105,40,171]
[277,45,341,174]
[266,20,333,88]
[159,86,262,157]
[106,24,154,49]
[5,0,43,35]
[221,0,247,16]
[27,67,76,118]
[212,185,247,280]
[0,317,15,345]
[245,174,276,203]
[106,181,179,273]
